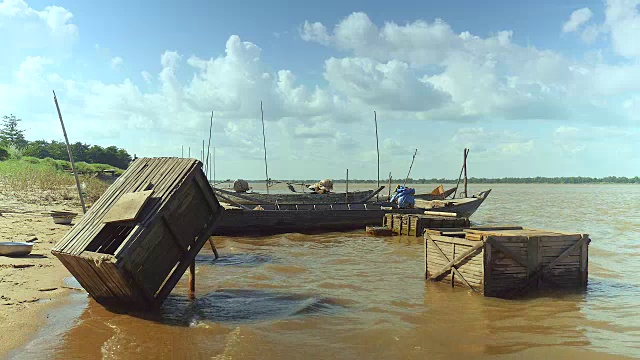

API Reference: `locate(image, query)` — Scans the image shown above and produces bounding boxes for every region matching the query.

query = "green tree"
[0,114,27,148]
[23,140,52,158]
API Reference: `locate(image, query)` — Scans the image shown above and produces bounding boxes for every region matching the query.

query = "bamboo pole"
[52,90,86,214]
[463,148,468,198]
[345,169,349,203]
[202,140,205,164]
[260,101,269,194]
[181,145,184,158]
[206,111,213,176]
[374,111,380,201]
[213,147,216,185]
[188,147,191,158]
[403,149,418,187]
[388,172,392,199]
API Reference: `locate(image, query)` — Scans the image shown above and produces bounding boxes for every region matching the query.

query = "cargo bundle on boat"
[51,157,223,309]
[424,227,590,298]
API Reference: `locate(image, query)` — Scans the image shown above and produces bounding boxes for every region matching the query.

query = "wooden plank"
[162,215,188,252]
[580,235,589,286]
[423,211,459,217]
[102,190,154,223]
[486,237,529,269]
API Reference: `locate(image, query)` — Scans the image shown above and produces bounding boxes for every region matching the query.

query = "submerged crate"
[52,158,223,309]
[383,213,470,237]
[424,227,590,297]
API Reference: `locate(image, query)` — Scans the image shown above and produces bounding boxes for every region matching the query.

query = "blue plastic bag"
[390,186,415,208]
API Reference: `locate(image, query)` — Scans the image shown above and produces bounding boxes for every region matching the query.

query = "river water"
[13,184,640,359]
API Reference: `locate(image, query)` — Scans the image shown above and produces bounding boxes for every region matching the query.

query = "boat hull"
[216,189,375,205]
[214,206,424,235]
[415,189,491,218]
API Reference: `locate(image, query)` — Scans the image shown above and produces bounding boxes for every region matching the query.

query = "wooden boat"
[214,202,425,235]
[415,189,491,218]
[213,190,490,235]
[214,188,377,205]
[215,185,458,205]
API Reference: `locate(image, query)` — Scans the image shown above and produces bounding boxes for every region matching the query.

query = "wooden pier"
[51,157,224,309]
[424,227,590,297]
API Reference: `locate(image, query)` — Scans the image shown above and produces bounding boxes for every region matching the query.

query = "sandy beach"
[0,194,83,356]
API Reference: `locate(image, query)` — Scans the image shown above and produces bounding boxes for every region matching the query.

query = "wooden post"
[188,261,196,299]
[260,101,269,194]
[374,111,380,201]
[208,237,219,260]
[52,90,86,214]
[188,147,191,158]
[463,148,468,198]
[345,168,349,203]
[388,172,392,199]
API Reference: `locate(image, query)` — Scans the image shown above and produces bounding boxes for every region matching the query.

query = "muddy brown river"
[10,184,640,359]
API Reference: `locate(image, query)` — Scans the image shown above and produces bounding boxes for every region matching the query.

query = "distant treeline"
[259,177,640,184]
[22,140,132,169]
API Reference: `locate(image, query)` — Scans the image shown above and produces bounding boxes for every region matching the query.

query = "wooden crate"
[424,227,590,297]
[384,213,470,237]
[52,158,223,309]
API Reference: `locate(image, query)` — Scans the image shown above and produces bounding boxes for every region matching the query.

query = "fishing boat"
[215,188,377,205]
[212,189,491,235]
[415,189,491,218]
[214,185,458,205]
[213,202,425,235]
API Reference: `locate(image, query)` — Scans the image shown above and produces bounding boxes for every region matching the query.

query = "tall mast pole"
[260,101,269,194]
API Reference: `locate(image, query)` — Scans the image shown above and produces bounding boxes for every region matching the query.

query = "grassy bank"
[0,159,121,205]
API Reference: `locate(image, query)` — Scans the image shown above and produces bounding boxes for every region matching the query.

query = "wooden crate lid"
[102,190,153,223]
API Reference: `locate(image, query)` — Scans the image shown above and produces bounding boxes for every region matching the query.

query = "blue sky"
[1,0,639,179]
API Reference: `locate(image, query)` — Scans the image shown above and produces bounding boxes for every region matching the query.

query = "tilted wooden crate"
[424,227,589,297]
[52,158,223,309]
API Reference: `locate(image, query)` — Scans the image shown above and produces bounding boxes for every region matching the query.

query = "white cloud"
[0,0,78,56]
[301,12,587,121]
[605,0,640,57]
[141,71,152,83]
[563,8,594,33]
[324,57,450,111]
[110,56,123,70]
[300,21,330,45]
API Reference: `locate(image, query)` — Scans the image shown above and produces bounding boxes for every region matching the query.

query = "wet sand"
[0,195,81,356]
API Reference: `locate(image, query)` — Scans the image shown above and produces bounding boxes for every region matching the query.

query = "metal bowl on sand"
[48,210,78,225]
[0,242,34,257]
